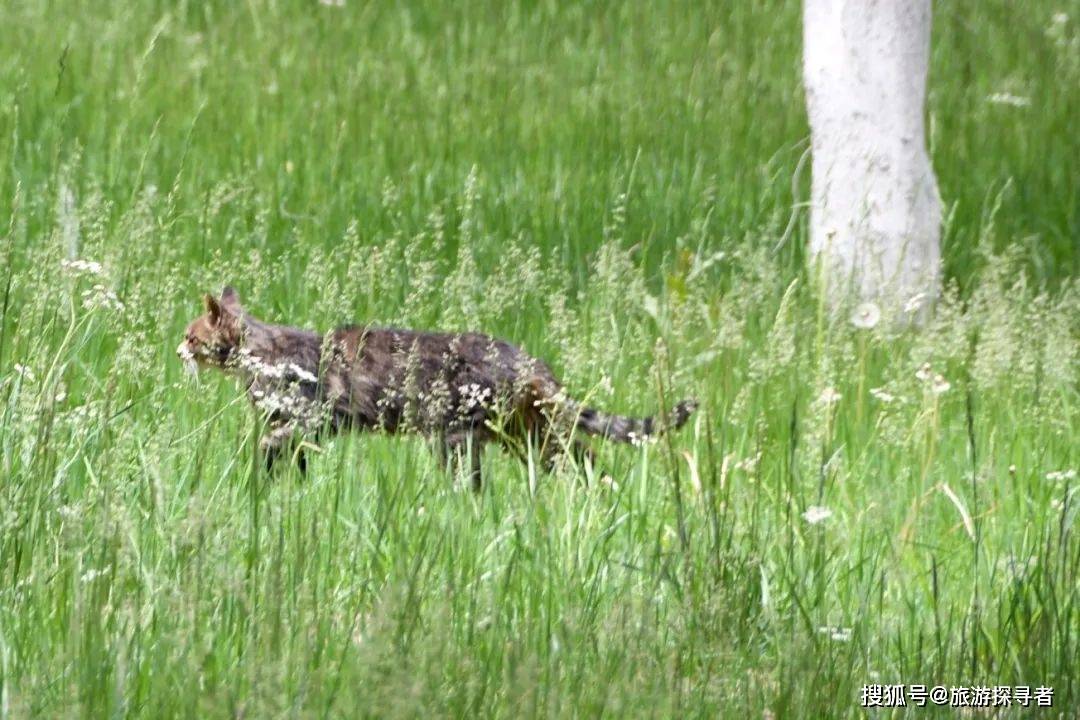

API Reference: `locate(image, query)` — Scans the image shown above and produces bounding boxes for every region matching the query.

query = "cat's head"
[177,286,246,373]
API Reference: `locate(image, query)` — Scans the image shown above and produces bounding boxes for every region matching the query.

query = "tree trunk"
[803,0,941,320]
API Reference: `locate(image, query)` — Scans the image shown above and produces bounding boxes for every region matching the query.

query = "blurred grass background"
[2,1,1075,284]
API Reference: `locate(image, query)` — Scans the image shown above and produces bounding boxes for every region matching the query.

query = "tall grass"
[1,1,1077,717]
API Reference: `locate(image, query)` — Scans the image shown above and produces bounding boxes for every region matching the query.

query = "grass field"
[1,1,1078,717]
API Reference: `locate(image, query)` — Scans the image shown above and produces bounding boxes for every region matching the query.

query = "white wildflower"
[1046,469,1077,482]
[869,387,895,403]
[1046,13,1073,48]
[802,505,832,525]
[63,404,95,430]
[61,258,104,276]
[735,451,762,474]
[253,389,328,433]
[13,363,35,382]
[600,475,620,491]
[81,284,124,312]
[235,349,302,381]
[259,363,286,379]
[931,374,951,395]
[458,383,493,411]
[818,626,852,642]
[80,567,109,584]
[903,292,928,315]
[987,93,1031,107]
[818,387,842,406]
[850,301,881,329]
[254,391,287,415]
[915,362,933,382]
[318,0,345,6]
[289,363,318,383]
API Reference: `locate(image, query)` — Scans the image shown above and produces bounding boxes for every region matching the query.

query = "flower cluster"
[251,388,329,433]
[802,505,832,525]
[81,284,125,312]
[458,383,494,411]
[233,348,318,384]
[869,387,896,404]
[818,387,842,406]
[734,451,762,474]
[625,430,655,448]
[61,258,105,276]
[818,625,852,642]
[987,92,1031,107]
[12,363,35,382]
[915,363,950,395]
[850,302,881,330]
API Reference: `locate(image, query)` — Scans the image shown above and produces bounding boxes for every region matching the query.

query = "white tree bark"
[803,0,941,319]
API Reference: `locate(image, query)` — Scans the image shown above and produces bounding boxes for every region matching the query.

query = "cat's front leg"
[440,430,486,492]
[260,422,307,475]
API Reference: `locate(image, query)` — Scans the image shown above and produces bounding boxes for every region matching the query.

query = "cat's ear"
[204,287,242,325]
[203,293,226,325]
[220,286,242,313]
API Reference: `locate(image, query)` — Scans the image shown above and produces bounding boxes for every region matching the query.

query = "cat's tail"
[571,397,698,444]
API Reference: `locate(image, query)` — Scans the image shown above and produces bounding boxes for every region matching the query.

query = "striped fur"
[179,287,698,488]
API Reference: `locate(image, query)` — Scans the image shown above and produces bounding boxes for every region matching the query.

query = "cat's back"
[331,324,550,380]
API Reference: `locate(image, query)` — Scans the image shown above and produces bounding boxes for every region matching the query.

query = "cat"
[178,287,697,489]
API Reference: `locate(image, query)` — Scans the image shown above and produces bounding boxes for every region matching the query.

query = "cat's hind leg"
[440,430,486,492]
[571,439,596,476]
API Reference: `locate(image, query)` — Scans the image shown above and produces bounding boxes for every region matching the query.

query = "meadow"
[0,1,1077,717]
